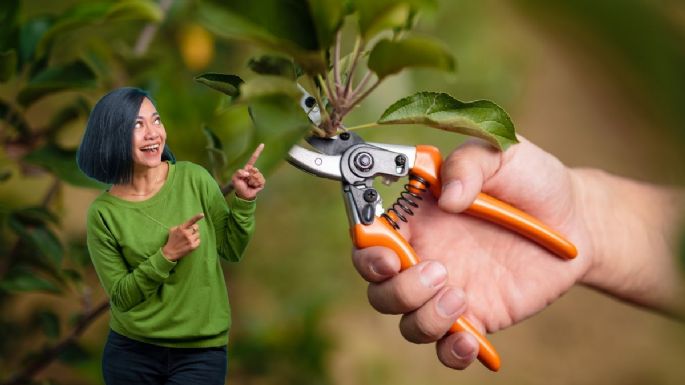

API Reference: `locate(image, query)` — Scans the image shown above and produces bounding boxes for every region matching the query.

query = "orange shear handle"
[413,145,577,260]
[352,220,502,372]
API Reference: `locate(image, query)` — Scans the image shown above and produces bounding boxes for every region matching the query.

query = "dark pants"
[102,330,227,385]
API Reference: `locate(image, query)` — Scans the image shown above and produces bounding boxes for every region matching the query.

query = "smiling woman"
[76,87,266,385]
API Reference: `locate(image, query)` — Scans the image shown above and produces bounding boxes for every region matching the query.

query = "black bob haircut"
[77,87,175,185]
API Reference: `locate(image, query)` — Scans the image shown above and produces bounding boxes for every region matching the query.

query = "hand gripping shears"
[287,104,577,373]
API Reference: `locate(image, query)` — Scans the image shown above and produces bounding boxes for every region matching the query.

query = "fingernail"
[419,261,447,288]
[452,334,476,360]
[369,259,395,278]
[437,288,465,317]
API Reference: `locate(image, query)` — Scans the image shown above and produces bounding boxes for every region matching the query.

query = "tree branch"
[221,182,235,196]
[133,0,174,56]
[1,300,110,385]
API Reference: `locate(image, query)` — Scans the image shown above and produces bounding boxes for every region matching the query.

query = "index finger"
[182,213,205,228]
[245,143,265,167]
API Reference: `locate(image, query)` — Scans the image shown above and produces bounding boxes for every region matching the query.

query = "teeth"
[141,144,160,151]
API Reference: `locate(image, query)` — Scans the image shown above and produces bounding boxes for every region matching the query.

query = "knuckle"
[399,314,433,344]
[413,311,444,340]
[392,282,419,311]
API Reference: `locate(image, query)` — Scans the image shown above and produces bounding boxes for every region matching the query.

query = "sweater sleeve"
[87,206,177,312]
[204,172,256,262]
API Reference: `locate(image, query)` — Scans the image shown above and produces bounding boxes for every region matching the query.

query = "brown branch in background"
[133,0,174,56]
[1,300,110,385]
[221,182,235,196]
[41,177,61,208]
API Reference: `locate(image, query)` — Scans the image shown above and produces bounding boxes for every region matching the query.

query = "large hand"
[352,137,594,369]
[232,144,266,200]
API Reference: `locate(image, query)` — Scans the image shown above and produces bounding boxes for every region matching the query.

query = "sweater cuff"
[150,248,177,278]
[231,195,256,215]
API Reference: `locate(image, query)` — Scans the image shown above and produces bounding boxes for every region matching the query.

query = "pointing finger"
[182,213,205,229]
[245,143,265,167]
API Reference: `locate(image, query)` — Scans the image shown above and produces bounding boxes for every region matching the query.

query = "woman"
[77,87,265,384]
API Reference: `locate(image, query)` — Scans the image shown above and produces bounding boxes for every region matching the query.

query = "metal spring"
[381,174,429,230]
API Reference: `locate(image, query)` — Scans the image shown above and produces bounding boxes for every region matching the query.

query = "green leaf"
[105,0,163,23]
[239,76,302,102]
[23,144,106,189]
[248,55,297,79]
[198,1,326,74]
[0,98,31,138]
[9,213,63,266]
[0,50,17,82]
[353,0,410,40]
[308,0,346,48]
[17,60,97,107]
[19,15,53,65]
[44,97,90,135]
[351,0,437,40]
[368,37,455,79]
[35,2,111,58]
[203,125,228,179]
[244,95,312,174]
[195,73,244,98]
[378,92,518,150]
[11,206,59,225]
[0,269,60,293]
[33,1,160,58]
[34,310,60,339]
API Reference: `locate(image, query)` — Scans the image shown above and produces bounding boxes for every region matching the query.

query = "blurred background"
[1,0,685,384]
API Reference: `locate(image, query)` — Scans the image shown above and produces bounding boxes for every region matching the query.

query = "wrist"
[235,192,256,201]
[572,168,685,315]
[161,246,177,262]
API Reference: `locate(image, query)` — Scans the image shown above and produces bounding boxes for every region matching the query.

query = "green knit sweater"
[86,161,255,348]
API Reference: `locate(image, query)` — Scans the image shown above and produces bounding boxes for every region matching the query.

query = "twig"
[333,30,342,94]
[1,300,110,385]
[348,71,373,102]
[342,37,363,99]
[344,122,381,131]
[341,79,381,117]
[133,0,174,56]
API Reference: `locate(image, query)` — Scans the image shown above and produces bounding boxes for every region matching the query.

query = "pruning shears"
[287,92,577,372]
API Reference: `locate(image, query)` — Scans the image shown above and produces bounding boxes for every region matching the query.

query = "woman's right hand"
[162,213,205,261]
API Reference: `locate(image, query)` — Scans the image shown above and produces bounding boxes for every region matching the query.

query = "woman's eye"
[154,118,161,125]
[134,121,143,129]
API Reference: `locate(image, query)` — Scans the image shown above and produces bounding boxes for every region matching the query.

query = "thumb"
[438,140,502,213]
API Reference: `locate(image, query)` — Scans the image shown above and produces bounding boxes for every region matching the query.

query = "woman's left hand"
[232,143,266,200]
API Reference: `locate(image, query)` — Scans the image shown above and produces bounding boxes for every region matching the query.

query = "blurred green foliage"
[1,0,685,384]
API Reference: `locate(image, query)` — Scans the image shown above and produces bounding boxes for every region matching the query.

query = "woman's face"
[131,97,167,171]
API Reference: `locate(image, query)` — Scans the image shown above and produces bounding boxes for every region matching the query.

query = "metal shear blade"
[286,145,341,180]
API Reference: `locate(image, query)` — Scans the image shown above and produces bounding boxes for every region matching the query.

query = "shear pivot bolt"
[395,155,406,166]
[354,152,373,172]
